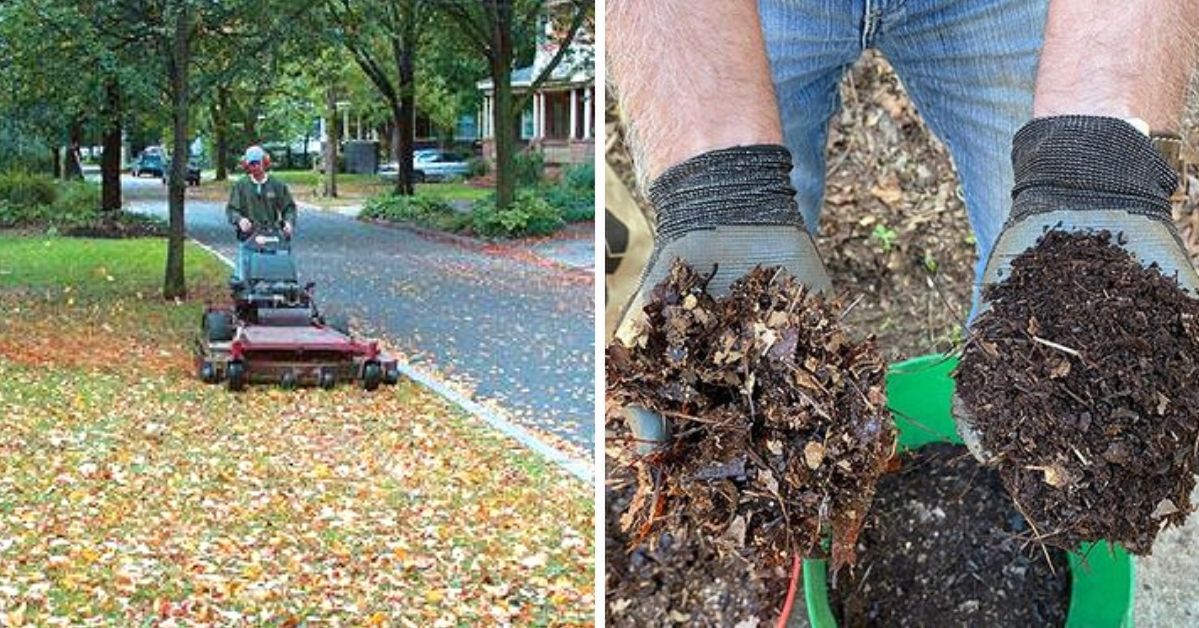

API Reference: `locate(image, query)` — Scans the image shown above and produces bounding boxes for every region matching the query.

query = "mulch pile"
[606,261,895,622]
[956,230,1199,553]
[833,443,1071,627]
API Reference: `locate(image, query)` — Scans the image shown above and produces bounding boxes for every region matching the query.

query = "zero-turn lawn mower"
[195,227,399,391]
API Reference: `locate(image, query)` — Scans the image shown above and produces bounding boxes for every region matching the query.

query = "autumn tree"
[439,0,590,210]
[324,0,433,196]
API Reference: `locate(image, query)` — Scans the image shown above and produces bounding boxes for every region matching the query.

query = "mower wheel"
[199,360,220,384]
[318,367,336,390]
[362,361,382,391]
[204,311,235,342]
[383,365,400,386]
[227,360,247,392]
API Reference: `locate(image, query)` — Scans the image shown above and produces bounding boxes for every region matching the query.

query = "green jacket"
[226,175,297,229]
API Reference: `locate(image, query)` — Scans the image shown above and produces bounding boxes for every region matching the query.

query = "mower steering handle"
[236,224,291,243]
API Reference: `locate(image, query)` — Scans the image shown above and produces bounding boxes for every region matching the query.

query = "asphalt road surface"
[123,176,595,452]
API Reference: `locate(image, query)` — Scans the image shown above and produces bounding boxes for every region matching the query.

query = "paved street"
[124,176,596,452]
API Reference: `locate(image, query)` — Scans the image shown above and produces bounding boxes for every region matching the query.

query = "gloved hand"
[612,144,832,453]
[238,217,253,233]
[955,116,1199,459]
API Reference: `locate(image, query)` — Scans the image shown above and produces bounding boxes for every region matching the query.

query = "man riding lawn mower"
[194,146,399,391]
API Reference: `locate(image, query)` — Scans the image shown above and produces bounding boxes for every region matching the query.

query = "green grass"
[416,181,492,203]
[267,170,378,187]
[201,170,492,205]
[0,235,228,299]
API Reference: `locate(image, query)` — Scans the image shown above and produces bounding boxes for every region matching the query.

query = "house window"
[415,114,436,140]
[521,104,534,139]
[456,114,478,140]
[543,91,572,140]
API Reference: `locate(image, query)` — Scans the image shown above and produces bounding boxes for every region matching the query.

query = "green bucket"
[801,354,1136,627]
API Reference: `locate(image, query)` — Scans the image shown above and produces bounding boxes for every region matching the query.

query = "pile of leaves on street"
[956,230,1199,553]
[606,262,895,620]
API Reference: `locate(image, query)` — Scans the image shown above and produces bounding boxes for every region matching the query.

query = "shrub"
[562,160,594,191]
[0,201,44,227]
[543,160,595,222]
[471,189,564,238]
[513,151,545,187]
[54,181,102,227]
[361,193,455,223]
[467,157,490,178]
[0,171,57,209]
[0,175,113,231]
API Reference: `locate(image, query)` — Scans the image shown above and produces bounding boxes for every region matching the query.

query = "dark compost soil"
[956,230,1199,553]
[606,262,896,622]
[832,443,1071,627]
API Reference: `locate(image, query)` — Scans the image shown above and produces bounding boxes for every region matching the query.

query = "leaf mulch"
[606,262,895,623]
[605,466,779,627]
[832,444,1070,627]
[956,230,1199,554]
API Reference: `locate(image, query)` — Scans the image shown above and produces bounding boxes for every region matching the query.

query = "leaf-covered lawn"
[0,236,594,624]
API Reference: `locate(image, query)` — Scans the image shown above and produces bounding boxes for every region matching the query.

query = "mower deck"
[197,321,400,390]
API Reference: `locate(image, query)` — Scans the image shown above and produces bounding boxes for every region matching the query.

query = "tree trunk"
[492,6,517,211]
[101,76,122,212]
[214,85,230,181]
[244,105,259,143]
[51,145,61,179]
[396,40,416,196]
[323,86,338,198]
[163,2,191,300]
[390,102,408,196]
[65,120,84,180]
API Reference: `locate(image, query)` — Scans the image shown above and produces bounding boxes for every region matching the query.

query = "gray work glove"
[612,144,831,452]
[956,116,1199,459]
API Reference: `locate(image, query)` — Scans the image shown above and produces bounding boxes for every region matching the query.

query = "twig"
[794,387,833,420]
[660,409,720,425]
[1032,336,1082,357]
[839,293,866,321]
[1011,495,1057,576]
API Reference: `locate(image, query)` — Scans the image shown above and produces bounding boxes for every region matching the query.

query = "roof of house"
[477,61,592,92]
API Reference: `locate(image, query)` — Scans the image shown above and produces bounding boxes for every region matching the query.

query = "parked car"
[379,150,470,183]
[131,152,165,178]
[162,159,202,186]
[414,150,470,182]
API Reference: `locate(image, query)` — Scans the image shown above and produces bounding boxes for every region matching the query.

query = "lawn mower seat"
[247,251,297,284]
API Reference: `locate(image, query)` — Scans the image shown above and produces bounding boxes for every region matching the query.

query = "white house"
[477,2,594,168]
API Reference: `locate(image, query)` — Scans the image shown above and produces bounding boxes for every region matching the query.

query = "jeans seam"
[861,0,882,49]
[807,63,850,231]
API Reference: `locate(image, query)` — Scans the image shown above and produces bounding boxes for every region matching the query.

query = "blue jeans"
[759,0,1048,308]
